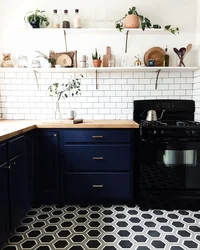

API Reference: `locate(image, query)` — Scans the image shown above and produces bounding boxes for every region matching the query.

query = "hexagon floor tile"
[1,205,200,250]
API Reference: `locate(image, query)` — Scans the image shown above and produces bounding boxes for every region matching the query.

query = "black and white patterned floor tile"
[1,205,200,250]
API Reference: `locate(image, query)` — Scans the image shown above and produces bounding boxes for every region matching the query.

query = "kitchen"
[1,0,200,249]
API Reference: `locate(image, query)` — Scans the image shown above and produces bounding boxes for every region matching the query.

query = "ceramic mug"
[80,61,89,68]
[148,59,155,67]
[67,110,77,120]
[81,55,88,62]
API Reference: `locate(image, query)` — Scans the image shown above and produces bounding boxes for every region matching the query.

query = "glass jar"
[62,9,70,28]
[73,9,81,28]
[52,9,60,28]
[18,55,28,68]
[31,59,41,68]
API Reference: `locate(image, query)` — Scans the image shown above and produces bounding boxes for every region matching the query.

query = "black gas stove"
[133,99,200,210]
[141,120,200,139]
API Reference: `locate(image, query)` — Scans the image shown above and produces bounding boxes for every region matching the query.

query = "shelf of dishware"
[0,67,198,73]
[19,28,169,35]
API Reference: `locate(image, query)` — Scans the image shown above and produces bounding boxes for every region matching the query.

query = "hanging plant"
[115,6,179,35]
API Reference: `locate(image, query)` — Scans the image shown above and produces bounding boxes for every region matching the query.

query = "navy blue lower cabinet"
[65,173,131,203]
[63,145,131,172]
[36,131,59,203]
[0,162,9,247]
[25,131,35,206]
[9,153,27,230]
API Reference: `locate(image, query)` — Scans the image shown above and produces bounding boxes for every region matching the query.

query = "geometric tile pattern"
[1,205,200,250]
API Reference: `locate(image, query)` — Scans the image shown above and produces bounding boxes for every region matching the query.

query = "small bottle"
[62,10,70,28]
[52,9,60,28]
[73,9,81,28]
[163,46,169,67]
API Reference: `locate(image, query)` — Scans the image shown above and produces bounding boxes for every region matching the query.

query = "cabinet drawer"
[62,129,131,143]
[8,136,25,159]
[64,145,131,171]
[65,173,131,202]
[0,143,7,166]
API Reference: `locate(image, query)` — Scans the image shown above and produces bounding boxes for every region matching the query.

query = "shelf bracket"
[125,30,129,53]
[63,30,67,52]
[95,70,98,89]
[33,70,39,90]
[155,69,161,89]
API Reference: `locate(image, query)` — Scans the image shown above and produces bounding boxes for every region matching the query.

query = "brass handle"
[93,185,104,188]
[92,136,104,139]
[8,165,11,169]
[93,157,104,160]
[54,134,57,137]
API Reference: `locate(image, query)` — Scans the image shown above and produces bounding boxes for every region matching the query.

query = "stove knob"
[191,130,196,135]
[153,130,158,135]
[161,130,165,135]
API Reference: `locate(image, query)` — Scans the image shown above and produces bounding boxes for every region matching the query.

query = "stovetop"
[140,120,200,139]
[141,120,200,128]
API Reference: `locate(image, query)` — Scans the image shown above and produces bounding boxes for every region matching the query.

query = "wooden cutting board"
[103,46,111,67]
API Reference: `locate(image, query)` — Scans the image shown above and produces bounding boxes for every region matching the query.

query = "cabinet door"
[26,132,35,206]
[0,163,9,246]
[9,153,27,230]
[36,131,59,203]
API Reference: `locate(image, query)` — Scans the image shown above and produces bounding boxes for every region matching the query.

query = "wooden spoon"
[173,48,185,67]
[184,43,192,58]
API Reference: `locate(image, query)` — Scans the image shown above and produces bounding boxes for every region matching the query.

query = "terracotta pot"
[93,59,102,67]
[124,14,140,28]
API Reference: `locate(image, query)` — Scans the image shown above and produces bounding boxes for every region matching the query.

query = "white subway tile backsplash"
[0,69,196,120]
[110,72,122,79]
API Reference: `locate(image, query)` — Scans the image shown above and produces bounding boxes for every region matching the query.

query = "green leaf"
[141,22,145,31]
[139,15,143,22]
[165,25,171,30]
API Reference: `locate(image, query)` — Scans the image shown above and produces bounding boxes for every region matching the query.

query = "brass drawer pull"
[93,185,104,188]
[93,157,104,160]
[54,134,57,137]
[92,136,104,139]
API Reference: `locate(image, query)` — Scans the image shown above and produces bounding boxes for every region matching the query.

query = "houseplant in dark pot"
[92,48,102,67]
[24,9,49,28]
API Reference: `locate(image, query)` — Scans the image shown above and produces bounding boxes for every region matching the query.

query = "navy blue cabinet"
[0,143,9,247]
[25,131,35,206]
[36,131,59,203]
[60,129,134,204]
[9,152,27,229]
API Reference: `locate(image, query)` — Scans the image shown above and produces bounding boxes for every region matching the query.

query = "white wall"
[0,0,197,68]
[196,0,200,66]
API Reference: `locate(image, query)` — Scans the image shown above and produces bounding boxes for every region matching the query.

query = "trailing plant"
[48,74,83,119]
[92,48,101,60]
[115,6,179,35]
[35,50,56,66]
[24,9,49,28]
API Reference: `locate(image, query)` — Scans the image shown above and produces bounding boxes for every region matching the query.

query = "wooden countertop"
[0,120,139,142]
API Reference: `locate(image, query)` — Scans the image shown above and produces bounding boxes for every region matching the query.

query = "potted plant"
[92,48,102,67]
[35,51,56,67]
[24,9,49,28]
[48,74,83,119]
[115,6,179,34]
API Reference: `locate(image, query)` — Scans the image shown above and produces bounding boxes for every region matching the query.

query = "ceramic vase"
[124,14,140,28]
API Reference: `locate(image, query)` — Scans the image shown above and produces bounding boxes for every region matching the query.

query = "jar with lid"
[62,9,70,28]
[52,9,60,28]
[18,55,28,68]
[73,9,81,28]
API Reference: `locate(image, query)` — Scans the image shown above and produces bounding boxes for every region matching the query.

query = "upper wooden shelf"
[19,28,169,35]
[0,67,198,73]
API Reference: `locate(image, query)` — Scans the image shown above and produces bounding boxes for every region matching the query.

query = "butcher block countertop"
[0,120,139,142]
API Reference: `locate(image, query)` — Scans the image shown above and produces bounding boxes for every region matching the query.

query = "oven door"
[140,139,200,190]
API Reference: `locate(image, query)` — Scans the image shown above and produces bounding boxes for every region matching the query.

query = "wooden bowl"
[144,47,165,66]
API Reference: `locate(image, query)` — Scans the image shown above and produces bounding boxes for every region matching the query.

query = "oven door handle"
[141,139,169,144]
